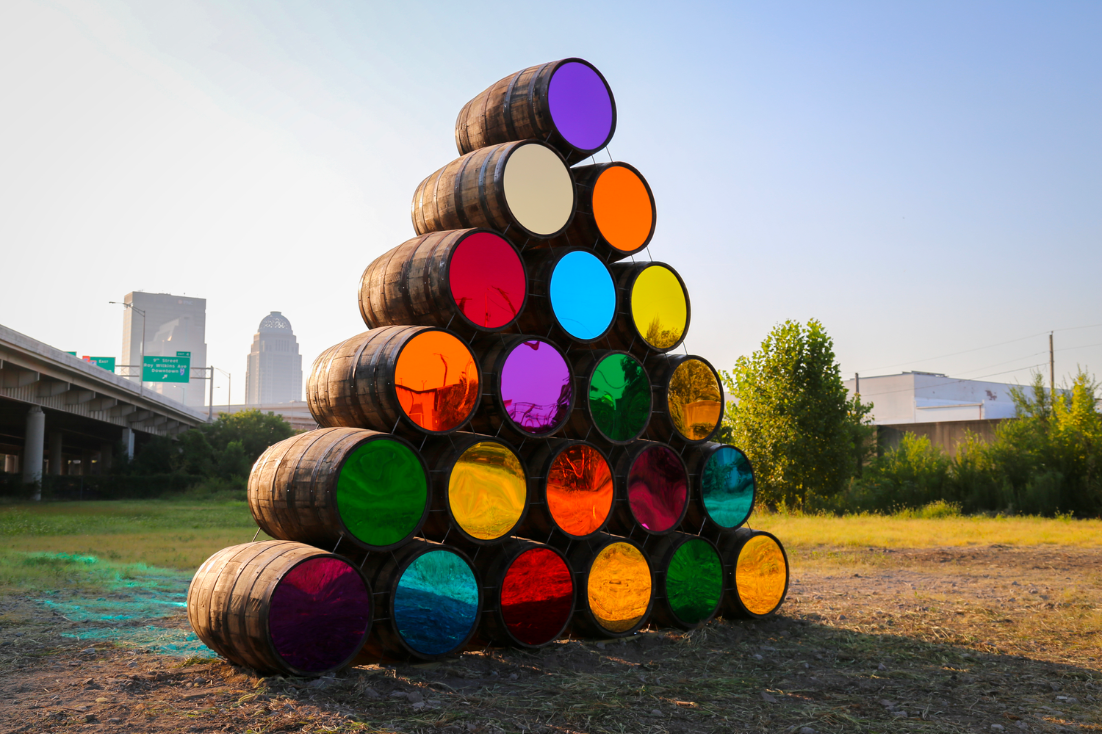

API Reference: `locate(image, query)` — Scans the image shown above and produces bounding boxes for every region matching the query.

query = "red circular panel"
[449,232,526,329]
[500,547,573,646]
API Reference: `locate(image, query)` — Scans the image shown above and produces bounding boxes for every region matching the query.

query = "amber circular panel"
[734,534,788,616]
[394,331,479,432]
[448,441,526,541]
[587,542,651,633]
[503,143,574,236]
[631,265,687,350]
[592,165,654,253]
[667,359,722,441]
[545,444,613,537]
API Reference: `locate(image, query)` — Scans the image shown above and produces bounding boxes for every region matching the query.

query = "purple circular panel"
[548,62,614,152]
[500,339,572,435]
[268,557,370,673]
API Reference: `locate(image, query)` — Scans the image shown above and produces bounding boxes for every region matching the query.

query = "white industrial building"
[245,312,303,405]
[842,371,1023,424]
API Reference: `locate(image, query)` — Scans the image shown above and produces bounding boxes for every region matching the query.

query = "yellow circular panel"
[449,442,526,540]
[667,359,722,441]
[503,143,574,236]
[587,542,652,633]
[631,265,687,350]
[734,535,787,616]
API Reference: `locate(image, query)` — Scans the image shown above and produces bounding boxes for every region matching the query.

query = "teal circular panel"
[549,251,615,340]
[336,439,428,547]
[666,538,722,625]
[394,550,479,656]
[589,353,650,442]
[701,446,755,528]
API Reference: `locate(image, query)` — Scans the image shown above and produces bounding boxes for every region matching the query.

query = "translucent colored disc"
[667,359,722,441]
[546,444,614,537]
[394,549,479,656]
[735,535,788,616]
[394,331,479,432]
[631,265,688,350]
[336,439,427,547]
[627,444,687,532]
[499,339,572,435]
[701,446,754,528]
[592,165,653,252]
[268,557,370,672]
[503,143,574,236]
[665,538,722,626]
[547,61,614,151]
[449,442,526,540]
[589,353,650,442]
[448,232,525,329]
[587,542,651,633]
[500,548,573,646]
[549,251,615,340]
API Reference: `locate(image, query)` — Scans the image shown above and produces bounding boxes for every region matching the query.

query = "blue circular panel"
[393,549,479,656]
[549,251,615,340]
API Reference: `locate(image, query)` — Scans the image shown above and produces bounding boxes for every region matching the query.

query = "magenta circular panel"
[448,231,526,329]
[268,557,371,673]
[627,445,688,533]
[548,62,614,152]
[499,339,572,435]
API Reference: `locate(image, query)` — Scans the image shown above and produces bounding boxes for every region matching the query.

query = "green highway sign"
[83,356,116,372]
[143,354,191,383]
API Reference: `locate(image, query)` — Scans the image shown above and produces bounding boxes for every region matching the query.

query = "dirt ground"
[1,545,1099,734]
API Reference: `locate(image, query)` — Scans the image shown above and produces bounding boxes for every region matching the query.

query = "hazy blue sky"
[2,0,1099,403]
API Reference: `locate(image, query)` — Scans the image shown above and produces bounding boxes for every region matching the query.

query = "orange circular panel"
[587,542,651,633]
[546,444,613,537]
[394,330,479,432]
[735,534,788,616]
[591,165,654,253]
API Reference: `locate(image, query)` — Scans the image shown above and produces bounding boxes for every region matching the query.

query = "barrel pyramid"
[187,58,791,676]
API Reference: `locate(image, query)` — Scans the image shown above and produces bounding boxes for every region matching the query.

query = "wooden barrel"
[411,141,576,245]
[645,354,723,445]
[605,262,690,354]
[567,534,653,638]
[357,539,481,661]
[514,438,614,541]
[248,428,429,552]
[420,432,529,548]
[606,441,689,538]
[307,326,481,438]
[187,540,372,676]
[454,58,616,163]
[717,529,789,619]
[513,248,617,344]
[544,162,656,262]
[648,533,724,630]
[473,539,575,648]
[562,350,651,445]
[358,229,527,339]
[468,335,573,440]
[681,443,756,537]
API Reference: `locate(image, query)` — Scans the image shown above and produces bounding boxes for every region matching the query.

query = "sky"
[1,0,1100,405]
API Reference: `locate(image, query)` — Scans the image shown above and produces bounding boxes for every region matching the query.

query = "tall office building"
[120,292,208,408]
[245,312,303,405]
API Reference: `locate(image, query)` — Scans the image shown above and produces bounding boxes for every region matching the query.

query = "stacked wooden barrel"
[187,57,790,676]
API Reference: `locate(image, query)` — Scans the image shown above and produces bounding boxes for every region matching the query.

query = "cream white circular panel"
[503,143,574,236]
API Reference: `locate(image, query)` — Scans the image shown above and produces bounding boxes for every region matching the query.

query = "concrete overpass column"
[48,431,64,476]
[122,428,134,460]
[23,407,45,494]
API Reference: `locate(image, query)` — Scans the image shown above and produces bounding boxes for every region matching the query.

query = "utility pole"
[208,366,214,421]
[1049,332,1055,397]
[855,372,860,398]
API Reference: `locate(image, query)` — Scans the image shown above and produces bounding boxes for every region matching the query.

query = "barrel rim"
[441,433,531,545]
[619,440,691,535]
[385,543,484,660]
[443,228,530,333]
[490,541,576,648]
[691,442,756,533]
[260,547,374,677]
[582,349,652,444]
[575,534,655,637]
[536,439,614,540]
[728,529,790,619]
[587,161,657,257]
[622,261,691,354]
[653,353,723,445]
[497,140,579,241]
[391,326,483,436]
[655,534,724,629]
[544,57,619,157]
[490,334,576,439]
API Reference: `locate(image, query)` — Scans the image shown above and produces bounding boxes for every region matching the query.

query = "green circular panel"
[589,353,650,442]
[336,439,428,547]
[666,538,722,625]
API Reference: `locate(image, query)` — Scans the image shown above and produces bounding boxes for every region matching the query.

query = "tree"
[719,319,873,509]
[200,410,296,469]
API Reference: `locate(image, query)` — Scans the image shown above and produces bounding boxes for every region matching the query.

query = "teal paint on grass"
[665,538,722,625]
[702,447,755,528]
[336,439,427,547]
[393,550,479,656]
